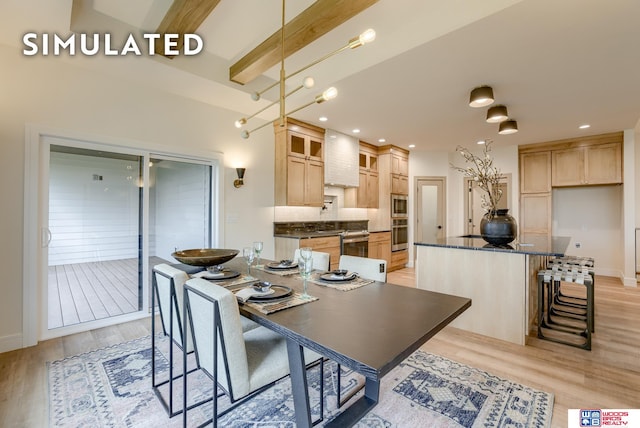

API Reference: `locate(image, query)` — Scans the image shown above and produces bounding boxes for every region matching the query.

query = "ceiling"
[3,0,640,151]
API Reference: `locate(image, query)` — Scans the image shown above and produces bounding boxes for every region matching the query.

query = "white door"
[415,177,446,244]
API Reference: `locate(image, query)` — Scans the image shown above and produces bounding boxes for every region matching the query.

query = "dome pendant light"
[498,119,518,135]
[486,105,509,123]
[469,86,494,108]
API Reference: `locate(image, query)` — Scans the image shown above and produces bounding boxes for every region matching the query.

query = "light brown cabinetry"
[299,236,341,271]
[345,141,379,208]
[551,142,622,186]
[274,235,341,271]
[389,250,408,272]
[391,151,409,195]
[519,132,623,236]
[519,151,552,235]
[275,118,324,207]
[368,231,391,267]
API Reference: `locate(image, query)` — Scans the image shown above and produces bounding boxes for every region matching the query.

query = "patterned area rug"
[48,335,553,427]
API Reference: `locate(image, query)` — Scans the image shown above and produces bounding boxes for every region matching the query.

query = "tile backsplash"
[274,186,386,231]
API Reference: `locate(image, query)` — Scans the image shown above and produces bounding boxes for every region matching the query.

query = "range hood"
[324,129,359,187]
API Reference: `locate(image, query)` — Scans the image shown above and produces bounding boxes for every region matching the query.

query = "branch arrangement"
[451,141,503,216]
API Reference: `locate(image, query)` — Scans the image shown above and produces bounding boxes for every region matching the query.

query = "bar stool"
[537,269,593,350]
[547,256,595,332]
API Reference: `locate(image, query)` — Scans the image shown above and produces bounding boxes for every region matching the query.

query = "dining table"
[218,257,472,427]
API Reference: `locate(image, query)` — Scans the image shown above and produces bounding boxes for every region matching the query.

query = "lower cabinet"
[389,249,408,272]
[368,231,391,267]
[274,236,341,271]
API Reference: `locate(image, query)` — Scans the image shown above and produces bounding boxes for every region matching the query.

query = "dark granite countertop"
[415,235,571,256]
[274,220,368,239]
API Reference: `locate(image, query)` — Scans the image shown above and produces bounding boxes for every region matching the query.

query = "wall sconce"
[234,168,246,188]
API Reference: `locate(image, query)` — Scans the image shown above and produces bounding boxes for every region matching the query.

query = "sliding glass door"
[40,140,216,337]
[148,156,212,269]
[47,146,143,329]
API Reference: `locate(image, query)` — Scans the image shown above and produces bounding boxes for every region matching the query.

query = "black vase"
[480,209,517,245]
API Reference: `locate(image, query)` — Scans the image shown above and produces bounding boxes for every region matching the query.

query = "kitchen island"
[415,235,570,345]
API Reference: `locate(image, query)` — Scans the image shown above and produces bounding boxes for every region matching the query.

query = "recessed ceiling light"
[352,129,360,134]
[477,140,486,145]
[319,116,328,122]
[579,124,591,129]
[378,138,386,143]
[408,144,416,148]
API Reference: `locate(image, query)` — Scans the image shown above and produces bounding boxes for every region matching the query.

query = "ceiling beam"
[155,0,222,57]
[229,0,379,85]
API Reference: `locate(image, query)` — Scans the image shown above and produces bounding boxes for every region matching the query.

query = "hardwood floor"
[1,268,638,427]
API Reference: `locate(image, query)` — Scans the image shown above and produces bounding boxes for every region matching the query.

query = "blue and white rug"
[48,335,553,427]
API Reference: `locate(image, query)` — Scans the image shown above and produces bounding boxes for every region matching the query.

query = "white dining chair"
[334,255,387,407]
[151,264,259,417]
[293,249,331,271]
[338,255,387,282]
[182,277,324,427]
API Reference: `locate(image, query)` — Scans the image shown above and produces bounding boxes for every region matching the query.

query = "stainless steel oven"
[340,230,369,258]
[392,218,408,251]
[391,194,408,218]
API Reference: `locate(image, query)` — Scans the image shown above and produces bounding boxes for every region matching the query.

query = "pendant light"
[498,120,518,135]
[486,105,509,123]
[469,86,494,108]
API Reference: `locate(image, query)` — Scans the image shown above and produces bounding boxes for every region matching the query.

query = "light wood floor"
[2,268,638,427]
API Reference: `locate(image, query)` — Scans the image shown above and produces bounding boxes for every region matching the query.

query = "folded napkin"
[235,287,275,303]
[192,270,226,279]
[327,271,356,280]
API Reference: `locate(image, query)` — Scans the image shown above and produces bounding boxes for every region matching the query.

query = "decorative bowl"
[171,248,239,267]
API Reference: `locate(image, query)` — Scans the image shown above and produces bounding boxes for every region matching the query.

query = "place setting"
[232,279,318,315]
[310,269,375,291]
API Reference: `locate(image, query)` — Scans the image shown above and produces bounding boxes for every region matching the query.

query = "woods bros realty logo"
[568,409,640,427]
[22,32,203,56]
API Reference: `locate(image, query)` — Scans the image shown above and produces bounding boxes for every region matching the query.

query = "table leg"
[286,339,312,428]
[325,376,379,427]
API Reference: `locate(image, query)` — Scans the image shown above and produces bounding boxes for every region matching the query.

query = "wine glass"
[243,247,255,276]
[298,256,313,298]
[299,247,313,262]
[253,241,263,267]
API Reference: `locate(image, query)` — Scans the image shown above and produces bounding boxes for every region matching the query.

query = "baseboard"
[0,333,23,354]
[622,276,638,287]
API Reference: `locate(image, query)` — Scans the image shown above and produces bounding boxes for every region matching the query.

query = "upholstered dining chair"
[338,255,387,282]
[182,277,325,427]
[293,248,331,271]
[151,264,259,417]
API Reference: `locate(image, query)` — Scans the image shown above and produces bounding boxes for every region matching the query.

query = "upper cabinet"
[520,151,551,193]
[346,142,379,208]
[390,149,409,195]
[275,118,325,207]
[551,142,622,187]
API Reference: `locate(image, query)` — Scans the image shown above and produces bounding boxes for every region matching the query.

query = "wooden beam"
[229,0,379,85]
[155,0,221,57]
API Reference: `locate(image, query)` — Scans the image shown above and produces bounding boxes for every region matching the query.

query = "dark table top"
[415,235,571,256]
[223,258,471,380]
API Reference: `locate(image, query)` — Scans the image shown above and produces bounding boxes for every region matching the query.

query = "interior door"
[465,175,510,235]
[415,177,446,244]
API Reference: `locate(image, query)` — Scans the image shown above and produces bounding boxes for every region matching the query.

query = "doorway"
[26,130,220,343]
[464,174,511,235]
[415,177,446,244]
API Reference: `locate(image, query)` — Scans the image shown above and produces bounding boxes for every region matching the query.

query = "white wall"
[552,186,623,276]
[48,152,140,265]
[0,42,276,351]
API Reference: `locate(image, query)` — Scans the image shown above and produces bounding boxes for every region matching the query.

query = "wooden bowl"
[171,248,239,267]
